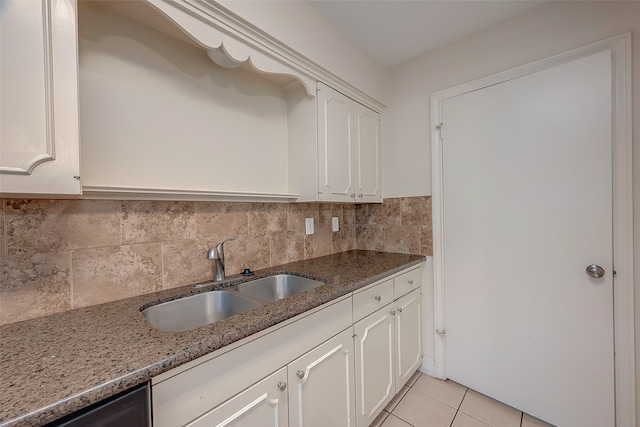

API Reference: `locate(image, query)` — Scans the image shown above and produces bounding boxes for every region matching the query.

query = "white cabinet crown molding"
[145,0,385,111]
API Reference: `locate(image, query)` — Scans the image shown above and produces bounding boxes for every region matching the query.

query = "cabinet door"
[354,308,395,427]
[288,328,356,427]
[317,83,355,202]
[186,367,288,427]
[0,0,81,195]
[354,103,382,203]
[394,288,423,388]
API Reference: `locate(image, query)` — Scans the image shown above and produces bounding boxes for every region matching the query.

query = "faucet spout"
[207,237,237,281]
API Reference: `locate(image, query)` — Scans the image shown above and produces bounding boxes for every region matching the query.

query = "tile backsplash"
[0,196,431,325]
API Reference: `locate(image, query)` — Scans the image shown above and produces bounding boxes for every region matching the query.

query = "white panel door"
[187,367,288,427]
[442,50,614,427]
[288,328,355,427]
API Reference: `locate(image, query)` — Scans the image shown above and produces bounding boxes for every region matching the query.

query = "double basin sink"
[141,274,324,333]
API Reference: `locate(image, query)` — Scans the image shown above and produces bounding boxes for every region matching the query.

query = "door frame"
[430,34,634,426]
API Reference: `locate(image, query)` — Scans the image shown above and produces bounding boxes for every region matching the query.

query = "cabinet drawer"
[353,279,393,322]
[393,268,421,299]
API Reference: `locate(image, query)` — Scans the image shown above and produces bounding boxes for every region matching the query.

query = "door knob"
[277,382,287,391]
[296,370,305,379]
[586,264,605,279]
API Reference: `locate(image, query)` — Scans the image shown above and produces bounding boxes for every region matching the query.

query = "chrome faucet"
[207,237,236,282]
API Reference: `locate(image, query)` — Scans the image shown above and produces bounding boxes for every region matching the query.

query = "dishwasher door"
[50,383,150,426]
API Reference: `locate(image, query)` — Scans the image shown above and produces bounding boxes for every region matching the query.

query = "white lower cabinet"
[394,288,422,387]
[288,328,356,427]
[186,367,289,427]
[151,265,423,427]
[354,308,395,427]
[353,271,423,427]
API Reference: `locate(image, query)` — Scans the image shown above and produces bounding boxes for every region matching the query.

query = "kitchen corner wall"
[0,196,431,325]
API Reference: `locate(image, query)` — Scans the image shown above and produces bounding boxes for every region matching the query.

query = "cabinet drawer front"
[393,268,421,299]
[353,279,393,322]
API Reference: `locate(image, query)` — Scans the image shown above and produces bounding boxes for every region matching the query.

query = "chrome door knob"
[586,264,605,279]
[374,295,381,302]
[277,382,287,391]
[296,370,305,379]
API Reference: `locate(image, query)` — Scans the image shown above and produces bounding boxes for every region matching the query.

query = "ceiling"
[307,0,547,68]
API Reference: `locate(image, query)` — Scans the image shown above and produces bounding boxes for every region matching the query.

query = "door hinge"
[436,123,444,141]
[436,329,446,336]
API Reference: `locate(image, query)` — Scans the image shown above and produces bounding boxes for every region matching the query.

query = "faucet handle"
[207,237,236,261]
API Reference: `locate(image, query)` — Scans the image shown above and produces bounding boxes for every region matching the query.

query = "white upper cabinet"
[354,102,382,202]
[316,83,382,203]
[0,0,81,196]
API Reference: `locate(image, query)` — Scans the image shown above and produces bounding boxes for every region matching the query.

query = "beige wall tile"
[401,196,431,225]
[5,199,121,255]
[343,204,356,225]
[332,224,356,253]
[368,198,402,225]
[355,204,369,224]
[384,225,421,255]
[318,203,334,230]
[356,225,385,251]
[305,229,331,259]
[196,202,249,237]
[72,244,162,308]
[329,204,344,225]
[421,225,433,256]
[248,203,287,234]
[0,251,71,324]
[269,231,304,266]
[0,200,5,256]
[122,201,195,244]
[288,203,319,231]
[162,239,212,289]
[224,233,270,275]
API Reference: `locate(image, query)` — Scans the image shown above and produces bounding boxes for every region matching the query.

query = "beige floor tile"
[412,374,467,409]
[370,410,390,427]
[451,412,492,427]
[522,413,556,427]
[385,385,410,412]
[382,414,414,427]
[393,389,456,427]
[407,370,422,387]
[459,390,521,427]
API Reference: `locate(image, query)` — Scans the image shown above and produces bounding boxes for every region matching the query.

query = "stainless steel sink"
[235,274,324,302]
[141,274,325,332]
[141,290,261,333]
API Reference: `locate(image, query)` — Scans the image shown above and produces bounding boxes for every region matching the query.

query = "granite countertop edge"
[0,250,426,427]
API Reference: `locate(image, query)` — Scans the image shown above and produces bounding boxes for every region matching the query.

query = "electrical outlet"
[305,218,314,235]
[332,217,339,232]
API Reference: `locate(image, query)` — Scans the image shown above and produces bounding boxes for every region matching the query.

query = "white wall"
[217,0,388,105]
[384,0,640,419]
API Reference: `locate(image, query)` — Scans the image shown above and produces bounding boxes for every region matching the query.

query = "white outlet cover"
[305,217,314,235]
[332,217,339,232]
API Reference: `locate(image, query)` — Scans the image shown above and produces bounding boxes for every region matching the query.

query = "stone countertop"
[0,250,425,427]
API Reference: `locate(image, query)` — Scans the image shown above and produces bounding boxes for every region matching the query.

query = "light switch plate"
[305,218,314,235]
[332,217,339,232]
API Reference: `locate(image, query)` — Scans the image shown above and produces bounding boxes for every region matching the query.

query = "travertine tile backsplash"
[0,196,431,324]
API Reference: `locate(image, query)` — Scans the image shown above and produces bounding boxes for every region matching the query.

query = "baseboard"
[419,357,437,377]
